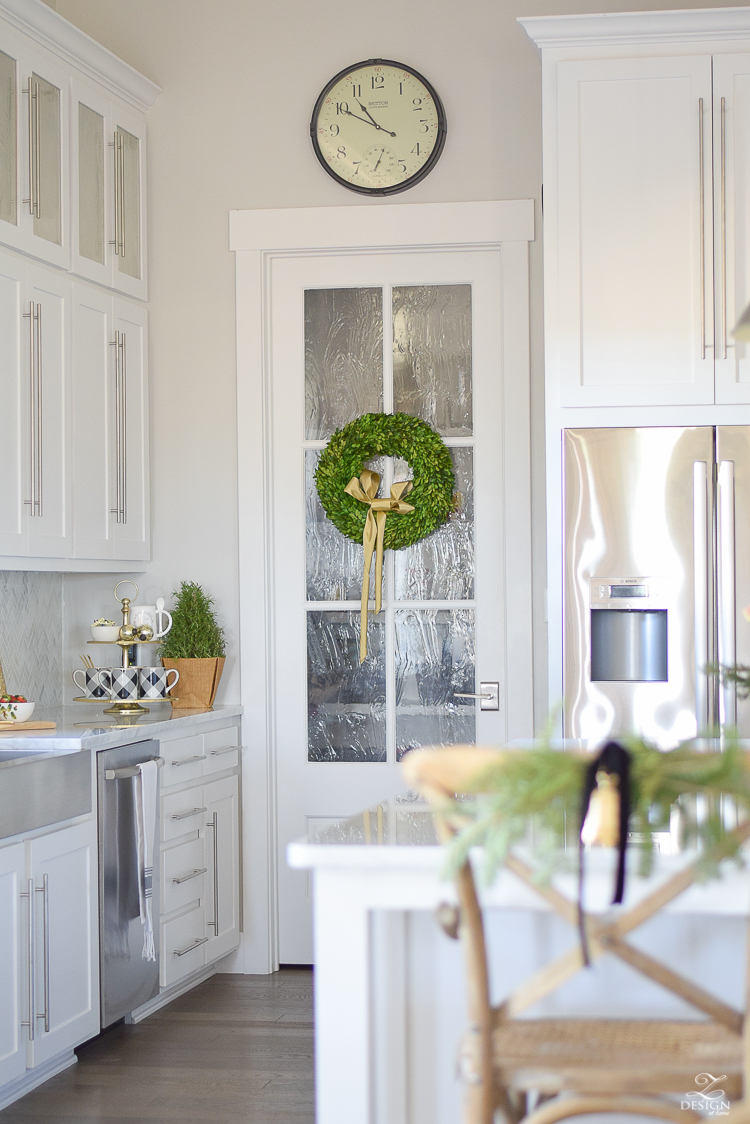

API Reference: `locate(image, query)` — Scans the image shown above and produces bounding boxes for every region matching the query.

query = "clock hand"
[356,100,396,138]
[374,148,385,172]
[342,108,383,131]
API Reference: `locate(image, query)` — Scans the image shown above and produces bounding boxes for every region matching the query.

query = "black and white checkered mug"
[138,666,180,700]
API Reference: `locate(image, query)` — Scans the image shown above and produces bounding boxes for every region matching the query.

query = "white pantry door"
[270,248,531,963]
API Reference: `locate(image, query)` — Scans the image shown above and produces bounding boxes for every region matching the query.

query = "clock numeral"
[329,124,340,136]
[336,146,347,159]
[371,75,384,89]
[419,119,429,133]
[398,159,406,173]
[399,82,403,95]
[350,83,361,97]
[336,101,349,115]
[352,161,361,175]
[412,98,422,108]
[411,143,421,156]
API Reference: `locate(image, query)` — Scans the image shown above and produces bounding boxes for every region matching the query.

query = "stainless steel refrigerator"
[564,427,750,745]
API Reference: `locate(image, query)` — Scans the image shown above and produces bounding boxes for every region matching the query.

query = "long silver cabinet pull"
[109,332,126,523]
[721,96,728,360]
[119,132,126,257]
[35,303,42,517]
[206,812,219,934]
[699,97,706,360]
[717,460,737,729]
[36,874,49,1033]
[171,807,207,821]
[209,746,238,757]
[172,867,208,885]
[174,936,208,957]
[109,132,122,255]
[20,878,35,1041]
[22,302,42,516]
[171,754,207,767]
[120,333,127,522]
[22,79,39,217]
[693,463,709,732]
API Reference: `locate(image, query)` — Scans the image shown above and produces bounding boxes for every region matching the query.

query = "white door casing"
[232,201,535,973]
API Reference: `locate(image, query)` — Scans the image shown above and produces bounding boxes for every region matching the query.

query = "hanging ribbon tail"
[344,472,415,663]
[578,740,632,968]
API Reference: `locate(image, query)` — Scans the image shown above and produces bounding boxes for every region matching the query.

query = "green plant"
[159,582,226,660]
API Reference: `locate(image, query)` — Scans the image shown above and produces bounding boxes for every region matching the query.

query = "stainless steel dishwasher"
[97,739,162,1027]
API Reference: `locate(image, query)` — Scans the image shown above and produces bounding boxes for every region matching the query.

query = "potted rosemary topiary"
[160,582,226,709]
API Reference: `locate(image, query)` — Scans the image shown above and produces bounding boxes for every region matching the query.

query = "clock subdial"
[361,144,397,179]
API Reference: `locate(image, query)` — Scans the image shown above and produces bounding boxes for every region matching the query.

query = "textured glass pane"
[117,128,141,279]
[308,611,385,761]
[394,447,474,600]
[395,608,475,761]
[0,51,16,226]
[78,103,104,264]
[393,284,472,437]
[33,75,61,246]
[306,450,384,601]
[305,288,383,440]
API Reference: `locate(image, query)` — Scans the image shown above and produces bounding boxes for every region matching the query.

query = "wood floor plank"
[0,970,315,1124]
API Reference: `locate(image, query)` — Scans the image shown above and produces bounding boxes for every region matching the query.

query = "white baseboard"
[0,1051,77,1112]
[128,964,218,1023]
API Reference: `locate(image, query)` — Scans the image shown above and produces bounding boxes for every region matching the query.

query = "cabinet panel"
[111,106,146,300]
[27,821,99,1068]
[162,837,206,915]
[71,81,110,290]
[203,725,239,776]
[161,904,206,988]
[111,299,149,559]
[71,284,113,557]
[556,55,714,406]
[0,252,26,554]
[203,775,240,961]
[0,843,25,1088]
[714,54,750,403]
[0,47,16,228]
[26,262,69,557]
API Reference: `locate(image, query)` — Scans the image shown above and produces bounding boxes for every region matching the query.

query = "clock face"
[310,60,447,196]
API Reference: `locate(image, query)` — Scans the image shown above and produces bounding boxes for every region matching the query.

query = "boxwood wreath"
[315,412,456,660]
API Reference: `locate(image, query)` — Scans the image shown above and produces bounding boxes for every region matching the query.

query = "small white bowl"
[90,624,121,643]
[0,701,35,723]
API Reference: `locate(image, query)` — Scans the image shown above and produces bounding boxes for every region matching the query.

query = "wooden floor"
[0,969,314,1124]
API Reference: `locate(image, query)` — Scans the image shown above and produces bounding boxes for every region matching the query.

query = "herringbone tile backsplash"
[0,572,63,705]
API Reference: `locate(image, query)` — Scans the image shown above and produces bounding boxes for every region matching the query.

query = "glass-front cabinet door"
[0,29,69,269]
[71,82,147,299]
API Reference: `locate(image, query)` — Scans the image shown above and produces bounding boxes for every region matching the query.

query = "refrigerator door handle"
[717,460,737,729]
[693,462,709,732]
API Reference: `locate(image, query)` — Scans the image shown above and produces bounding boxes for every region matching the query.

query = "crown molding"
[0,0,160,111]
[519,6,750,50]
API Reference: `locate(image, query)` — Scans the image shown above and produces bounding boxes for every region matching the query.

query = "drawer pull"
[209,746,238,757]
[172,867,208,885]
[171,807,207,821]
[173,936,209,957]
[170,754,207,767]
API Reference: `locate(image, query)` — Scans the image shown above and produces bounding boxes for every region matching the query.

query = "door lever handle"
[453,682,499,711]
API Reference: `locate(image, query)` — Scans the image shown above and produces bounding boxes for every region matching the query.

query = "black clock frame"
[310,58,447,197]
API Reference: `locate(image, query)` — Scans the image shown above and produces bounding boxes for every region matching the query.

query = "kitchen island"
[289,802,750,1124]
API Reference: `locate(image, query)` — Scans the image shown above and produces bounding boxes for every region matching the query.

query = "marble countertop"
[0,702,243,755]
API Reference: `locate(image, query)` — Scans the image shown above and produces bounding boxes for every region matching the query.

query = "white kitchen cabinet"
[71,80,148,301]
[26,820,99,1068]
[0,843,25,1089]
[203,774,240,962]
[72,284,149,561]
[0,250,70,558]
[0,22,69,270]
[525,13,750,409]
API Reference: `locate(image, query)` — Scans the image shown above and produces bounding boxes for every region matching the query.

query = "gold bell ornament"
[580,770,621,848]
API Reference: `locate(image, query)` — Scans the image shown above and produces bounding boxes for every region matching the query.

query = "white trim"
[0,1051,76,1112]
[233,201,535,973]
[229,200,534,253]
[128,964,217,1023]
[519,7,750,50]
[0,0,161,111]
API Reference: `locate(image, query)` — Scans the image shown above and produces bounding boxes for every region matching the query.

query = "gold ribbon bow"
[344,469,414,662]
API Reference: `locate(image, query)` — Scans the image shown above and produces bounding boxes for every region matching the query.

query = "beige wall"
[54,0,744,718]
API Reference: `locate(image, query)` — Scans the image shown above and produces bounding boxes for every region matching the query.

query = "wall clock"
[310,59,447,196]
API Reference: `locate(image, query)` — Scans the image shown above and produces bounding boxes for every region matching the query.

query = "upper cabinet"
[72,81,147,300]
[521,9,750,409]
[0,0,158,299]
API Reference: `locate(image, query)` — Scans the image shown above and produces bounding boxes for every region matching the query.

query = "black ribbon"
[578,741,631,966]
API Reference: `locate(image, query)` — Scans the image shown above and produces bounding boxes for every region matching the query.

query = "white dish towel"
[134,760,158,961]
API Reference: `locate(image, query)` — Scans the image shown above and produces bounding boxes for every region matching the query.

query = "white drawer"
[162,836,206,915]
[161,904,207,988]
[162,789,208,843]
[203,726,239,776]
[161,734,206,787]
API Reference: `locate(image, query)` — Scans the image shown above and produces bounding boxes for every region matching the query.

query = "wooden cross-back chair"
[402,745,750,1124]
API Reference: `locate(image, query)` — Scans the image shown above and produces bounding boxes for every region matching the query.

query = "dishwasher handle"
[104,756,164,781]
